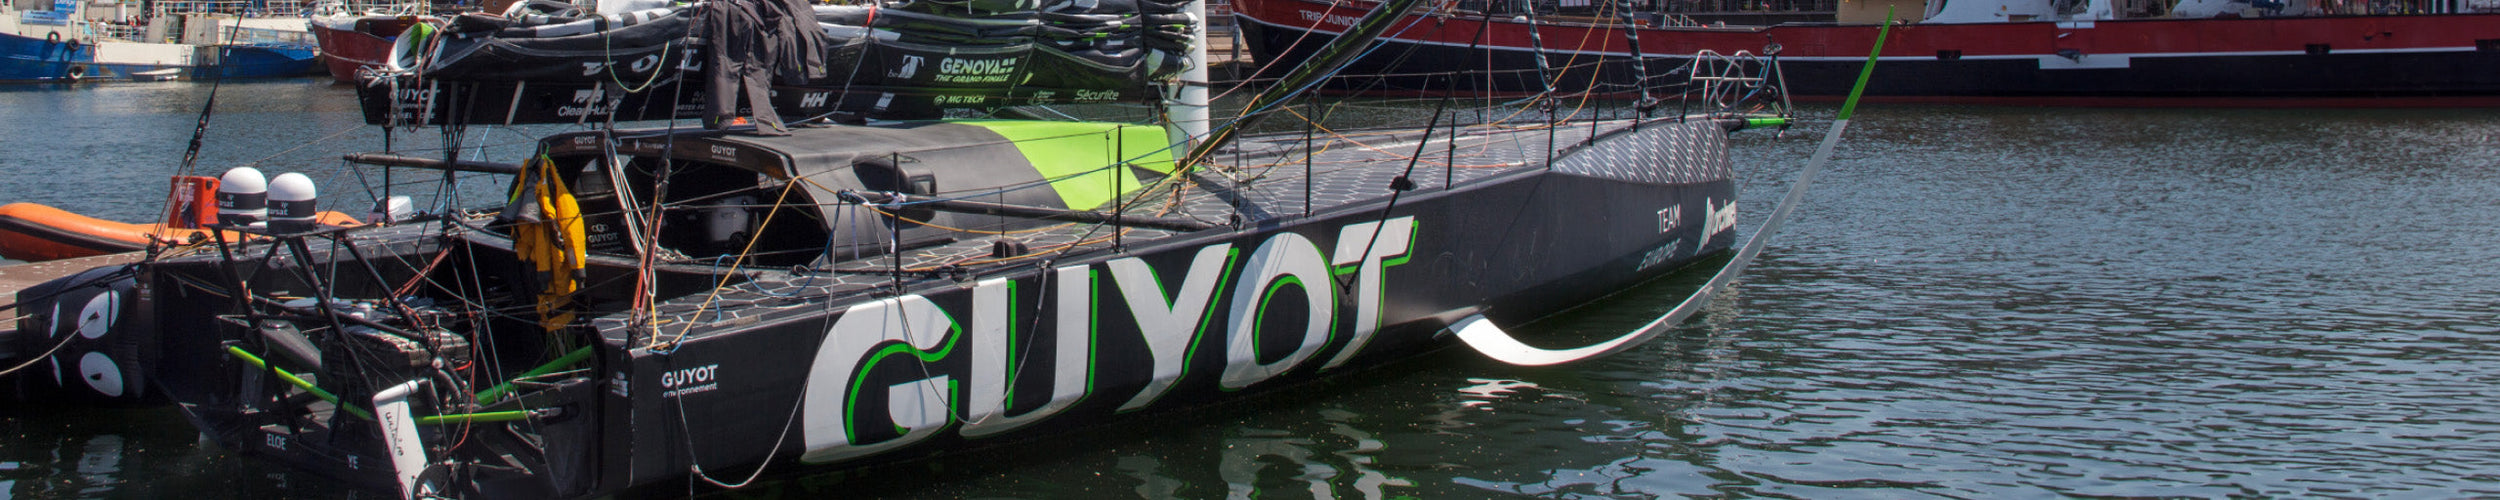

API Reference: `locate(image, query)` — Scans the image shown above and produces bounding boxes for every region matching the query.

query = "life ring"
[65,65,86,81]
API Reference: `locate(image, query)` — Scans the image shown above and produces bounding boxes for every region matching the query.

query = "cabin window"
[553,155,637,256]
[565,155,830,267]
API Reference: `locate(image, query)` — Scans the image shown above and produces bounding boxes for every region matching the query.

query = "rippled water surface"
[5,81,2500,498]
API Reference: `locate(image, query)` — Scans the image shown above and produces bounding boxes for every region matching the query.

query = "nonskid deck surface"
[598,119,1671,340]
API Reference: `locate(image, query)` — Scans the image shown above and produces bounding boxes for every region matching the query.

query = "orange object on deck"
[164,175,220,230]
[0,203,363,262]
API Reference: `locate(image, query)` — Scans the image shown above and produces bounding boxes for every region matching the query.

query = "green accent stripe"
[1837,7,1896,122]
[418,411,530,425]
[231,347,537,426]
[226,346,374,421]
[966,120,1176,210]
[475,345,595,404]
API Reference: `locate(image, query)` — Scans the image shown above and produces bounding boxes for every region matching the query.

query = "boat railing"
[233,26,316,46]
[311,0,429,16]
[152,0,321,17]
[1681,49,1789,117]
[86,22,148,42]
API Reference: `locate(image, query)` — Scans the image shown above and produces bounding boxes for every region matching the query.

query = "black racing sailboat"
[4,0,1882,496]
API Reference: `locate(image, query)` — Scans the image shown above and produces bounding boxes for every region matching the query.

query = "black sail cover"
[358,0,1197,125]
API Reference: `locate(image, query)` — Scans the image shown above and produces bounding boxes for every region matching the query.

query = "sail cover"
[358,0,1198,125]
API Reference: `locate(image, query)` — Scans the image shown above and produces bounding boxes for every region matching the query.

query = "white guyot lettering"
[797,218,1418,463]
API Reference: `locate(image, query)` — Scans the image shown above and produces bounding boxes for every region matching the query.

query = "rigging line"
[0,264,137,315]
[856,204,1085,236]
[153,20,247,251]
[1208,0,1358,103]
[1186,0,1441,169]
[454,222,542,441]
[634,80,696,339]
[1611,0,1654,112]
[1518,0,1557,96]
[680,366,803,489]
[1274,108,1514,168]
[1345,94,1447,277]
[603,14,673,93]
[1455,9,1895,367]
[250,126,365,165]
[0,327,77,378]
[655,178,803,350]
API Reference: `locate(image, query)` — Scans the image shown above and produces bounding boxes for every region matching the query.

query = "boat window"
[569,155,830,267]
[557,155,636,256]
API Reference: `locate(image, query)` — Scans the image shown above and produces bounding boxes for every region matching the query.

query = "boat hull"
[311,16,427,84]
[1234,0,2500,104]
[0,31,90,82]
[0,32,319,83]
[103,118,1744,497]
[213,45,322,79]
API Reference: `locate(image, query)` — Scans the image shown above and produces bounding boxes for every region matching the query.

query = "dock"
[1205,26,1258,82]
[0,252,142,363]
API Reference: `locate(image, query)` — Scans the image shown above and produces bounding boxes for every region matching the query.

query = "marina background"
[3,79,2498,498]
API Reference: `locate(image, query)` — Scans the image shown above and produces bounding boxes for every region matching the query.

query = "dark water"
[5,81,2500,499]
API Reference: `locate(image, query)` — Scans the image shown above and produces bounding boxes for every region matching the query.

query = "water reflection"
[1209,408,1412,500]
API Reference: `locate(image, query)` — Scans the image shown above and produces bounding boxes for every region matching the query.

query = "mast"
[1173,0,1211,150]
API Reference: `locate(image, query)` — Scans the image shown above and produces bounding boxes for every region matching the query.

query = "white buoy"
[216,167,268,226]
[267,173,319,233]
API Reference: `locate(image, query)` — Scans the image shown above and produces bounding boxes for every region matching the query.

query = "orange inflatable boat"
[0,176,361,262]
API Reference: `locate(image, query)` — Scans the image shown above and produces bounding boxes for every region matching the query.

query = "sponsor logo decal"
[661,364,720,398]
[798,217,1417,463]
[559,88,616,118]
[934,57,1018,84]
[892,55,924,79]
[1072,89,1119,102]
[1636,238,1685,272]
[1701,198,1736,250]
